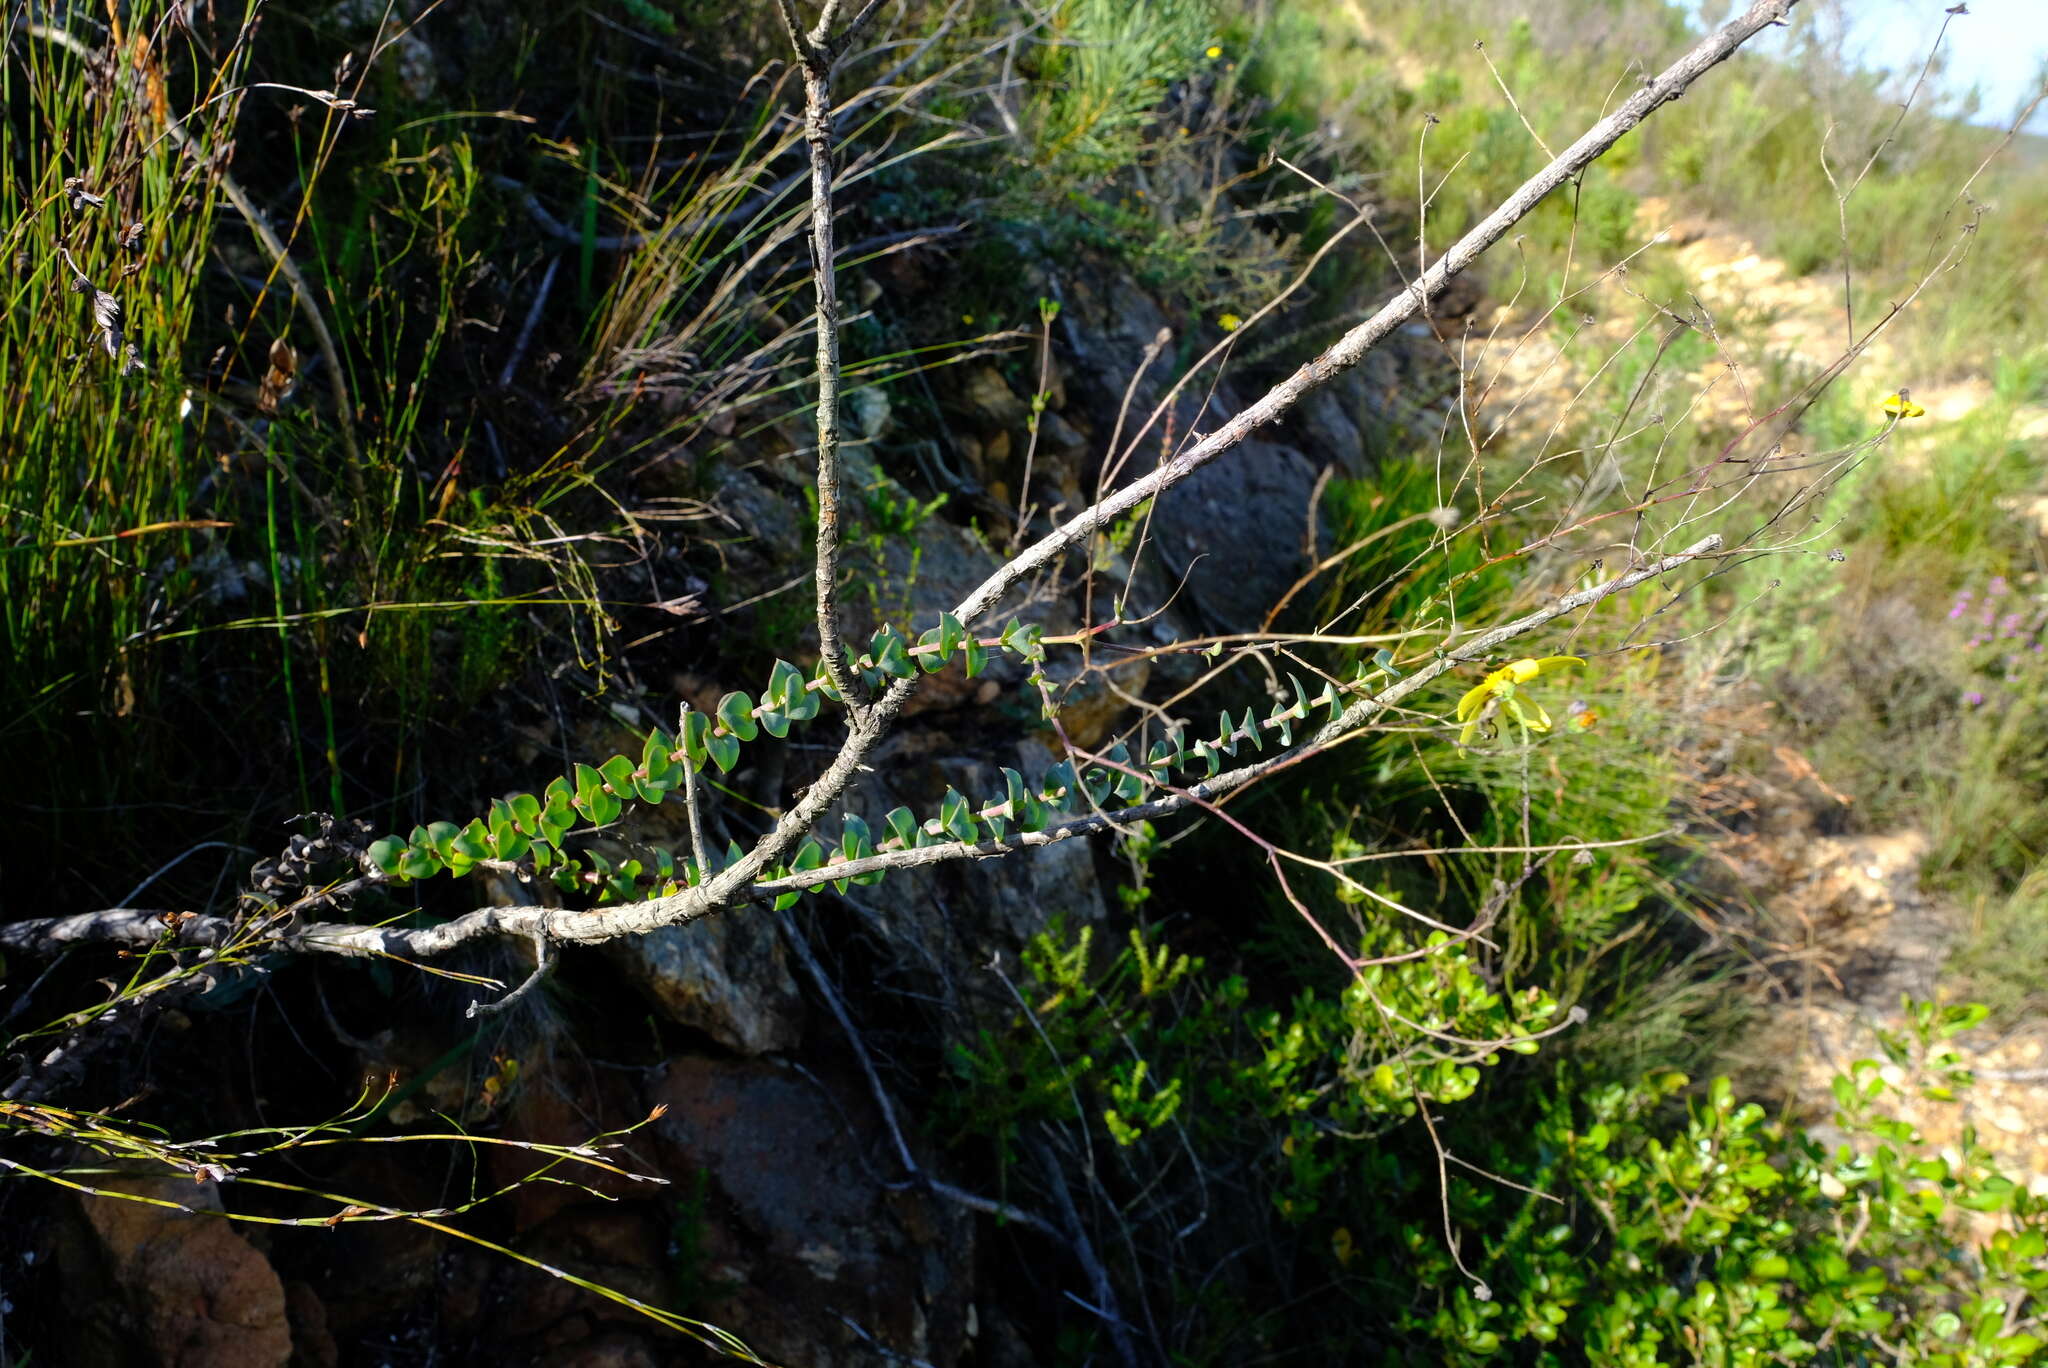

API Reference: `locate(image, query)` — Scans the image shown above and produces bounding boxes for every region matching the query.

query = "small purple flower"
[1990,576,2009,597]
[1949,595,1969,620]
[2003,613,2024,637]
[1965,690,1986,707]
[1967,637,1984,650]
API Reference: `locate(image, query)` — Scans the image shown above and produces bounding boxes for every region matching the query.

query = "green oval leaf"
[716,691,759,743]
[873,628,916,679]
[811,658,843,703]
[368,836,406,877]
[425,821,463,863]
[941,787,978,843]
[599,754,639,801]
[681,708,713,766]
[509,791,543,834]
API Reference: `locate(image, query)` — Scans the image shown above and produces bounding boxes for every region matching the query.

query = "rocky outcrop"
[649,1054,975,1368]
[57,1166,294,1368]
[605,910,807,1056]
[1147,436,1323,634]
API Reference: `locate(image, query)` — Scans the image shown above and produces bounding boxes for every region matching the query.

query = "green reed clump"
[0,7,253,743]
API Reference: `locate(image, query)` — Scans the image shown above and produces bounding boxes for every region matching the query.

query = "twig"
[942,1,1795,635]
[777,0,876,718]
[775,911,1076,1243]
[116,841,259,907]
[498,255,560,389]
[776,909,918,1177]
[1414,1092,1491,1302]
[678,702,710,880]
[1008,298,1059,552]
[1034,1138,1144,1368]
[676,4,1794,928]
[925,1178,1061,1237]
[466,933,552,1019]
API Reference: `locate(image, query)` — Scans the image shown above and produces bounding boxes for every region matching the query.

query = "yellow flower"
[1206,44,1223,59]
[1455,656,1583,746]
[1331,1227,1356,1267]
[1881,390,1926,419]
[1218,312,1243,331]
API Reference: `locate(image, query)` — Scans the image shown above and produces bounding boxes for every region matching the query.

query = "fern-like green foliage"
[1030,0,1218,178]
[364,617,1408,909]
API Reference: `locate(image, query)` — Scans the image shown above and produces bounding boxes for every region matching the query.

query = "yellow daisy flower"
[1455,656,1583,746]
[1881,390,1926,419]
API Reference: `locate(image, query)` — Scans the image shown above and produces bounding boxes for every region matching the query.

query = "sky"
[1717,0,2048,131]
[1838,0,2048,130]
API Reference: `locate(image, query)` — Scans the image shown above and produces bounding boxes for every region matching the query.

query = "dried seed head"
[92,290,123,359]
[259,337,298,415]
[117,221,146,252]
[63,176,107,211]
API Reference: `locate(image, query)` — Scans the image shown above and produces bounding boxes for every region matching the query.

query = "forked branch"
[0,533,1720,964]
[2,1,1793,976]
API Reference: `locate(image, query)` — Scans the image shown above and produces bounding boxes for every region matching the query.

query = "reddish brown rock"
[59,1166,293,1368]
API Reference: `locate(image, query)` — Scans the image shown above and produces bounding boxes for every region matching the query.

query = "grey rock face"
[1146,436,1322,633]
[605,911,805,1056]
